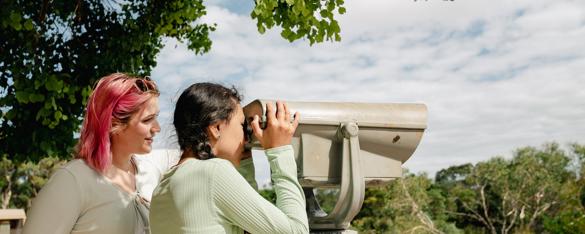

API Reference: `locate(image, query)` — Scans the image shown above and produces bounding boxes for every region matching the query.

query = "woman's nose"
[153,119,161,133]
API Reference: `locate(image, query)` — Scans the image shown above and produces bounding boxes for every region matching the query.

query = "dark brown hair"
[173,82,241,159]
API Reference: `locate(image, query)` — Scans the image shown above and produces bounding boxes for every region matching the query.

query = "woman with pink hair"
[23,73,160,234]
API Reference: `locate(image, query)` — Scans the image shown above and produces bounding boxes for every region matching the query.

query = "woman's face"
[111,97,161,155]
[214,104,247,165]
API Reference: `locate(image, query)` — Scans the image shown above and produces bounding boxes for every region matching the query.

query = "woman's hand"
[250,101,300,149]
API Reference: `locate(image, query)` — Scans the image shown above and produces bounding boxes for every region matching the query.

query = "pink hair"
[76,73,159,173]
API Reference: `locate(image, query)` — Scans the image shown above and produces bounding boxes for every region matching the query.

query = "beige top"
[23,159,150,234]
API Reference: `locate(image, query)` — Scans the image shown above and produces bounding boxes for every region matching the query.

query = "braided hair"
[173,82,242,160]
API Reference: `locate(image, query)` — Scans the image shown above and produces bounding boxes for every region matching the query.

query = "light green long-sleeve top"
[150,145,309,234]
[22,159,150,234]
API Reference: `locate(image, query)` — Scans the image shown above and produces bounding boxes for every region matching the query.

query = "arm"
[213,145,309,234]
[23,168,83,234]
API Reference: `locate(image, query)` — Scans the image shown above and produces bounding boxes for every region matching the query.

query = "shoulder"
[49,159,103,193]
[175,158,234,177]
[207,158,239,175]
[59,159,98,178]
[36,160,88,200]
[167,158,239,186]
[156,158,236,199]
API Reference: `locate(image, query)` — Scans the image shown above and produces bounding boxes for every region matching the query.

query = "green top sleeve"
[23,168,83,234]
[213,145,309,234]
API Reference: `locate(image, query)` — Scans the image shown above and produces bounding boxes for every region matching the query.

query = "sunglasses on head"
[134,76,158,93]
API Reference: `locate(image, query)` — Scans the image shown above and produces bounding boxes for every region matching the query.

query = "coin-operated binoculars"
[243,100,428,233]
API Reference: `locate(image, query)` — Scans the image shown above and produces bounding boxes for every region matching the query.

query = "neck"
[209,143,241,167]
[219,154,240,167]
[110,145,133,172]
[227,157,240,167]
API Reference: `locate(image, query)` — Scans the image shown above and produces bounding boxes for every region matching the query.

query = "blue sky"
[149,0,585,185]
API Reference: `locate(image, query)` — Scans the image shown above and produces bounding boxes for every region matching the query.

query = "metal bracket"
[308,122,365,230]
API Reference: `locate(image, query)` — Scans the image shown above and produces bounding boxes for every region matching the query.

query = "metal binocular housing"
[243,100,428,232]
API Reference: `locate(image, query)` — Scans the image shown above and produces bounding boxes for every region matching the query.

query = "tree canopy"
[257,142,585,233]
[0,0,345,162]
[351,143,585,233]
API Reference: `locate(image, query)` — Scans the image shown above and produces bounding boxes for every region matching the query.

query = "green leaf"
[338,7,346,14]
[331,20,340,32]
[24,20,34,31]
[11,21,22,31]
[5,110,16,120]
[45,75,58,91]
[302,8,311,16]
[9,12,21,23]
[30,94,45,103]
[281,29,290,39]
[327,1,335,11]
[54,111,62,120]
[9,12,22,31]
[68,95,76,104]
[55,80,64,93]
[51,97,57,110]
[34,80,42,89]
[15,91,29,103]
[258,25,266,34]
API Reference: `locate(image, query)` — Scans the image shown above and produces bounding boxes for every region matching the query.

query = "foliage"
[0,156,65,210]
[0,0,214,163]
[258,188,277,204]
[252,0,346,44]
[313,188,338,214]
[542,210,585,234]
[439,143,583,234]
[350,142,585,233]
[352,171,458,234]
[0,0,343,164]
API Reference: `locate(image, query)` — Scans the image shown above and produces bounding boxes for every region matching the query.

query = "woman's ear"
[110,122,126,136]
[207,122,222,140]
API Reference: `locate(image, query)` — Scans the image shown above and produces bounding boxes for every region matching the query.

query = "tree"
[0,156,65,209]
[252,0,345,44]
[0,0,345,163]
[541,143,585,233]
[441,143,574,233]
[352,171,461,234]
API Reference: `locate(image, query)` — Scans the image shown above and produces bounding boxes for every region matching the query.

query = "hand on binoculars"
[250,101,299,150]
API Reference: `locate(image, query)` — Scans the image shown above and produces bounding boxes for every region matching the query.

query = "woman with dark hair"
[23,73,160,234]
[150,83,309,233]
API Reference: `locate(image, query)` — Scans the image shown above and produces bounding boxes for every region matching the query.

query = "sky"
[149,0,585,185]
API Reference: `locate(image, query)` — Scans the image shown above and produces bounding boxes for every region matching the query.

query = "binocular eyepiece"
[243,114,297,150]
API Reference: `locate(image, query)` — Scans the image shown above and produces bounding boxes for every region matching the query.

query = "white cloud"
[151,0,585,181]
